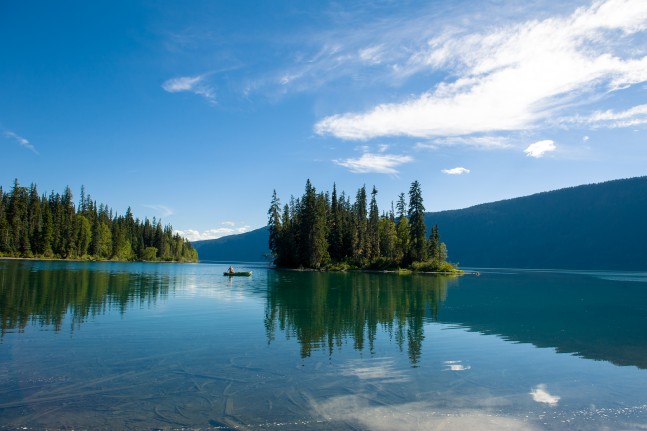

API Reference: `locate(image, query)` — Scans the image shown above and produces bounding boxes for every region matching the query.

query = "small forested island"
[268,180,459,272]
[0,179,197,262]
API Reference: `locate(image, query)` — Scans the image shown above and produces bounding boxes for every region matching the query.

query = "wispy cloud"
[315,0,647,140]
[525,140,556,158]
[560,104,647,128]
[3,130,38,154]
[143,204,174,218]
[442,167,470,175]
[416,136,513,150]
[334,152,413,174]
[175,223,251,242]
[162,74,216,104]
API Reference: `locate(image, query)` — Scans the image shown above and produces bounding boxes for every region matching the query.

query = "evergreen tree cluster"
[0,179,198,262]
[268,180,455,271]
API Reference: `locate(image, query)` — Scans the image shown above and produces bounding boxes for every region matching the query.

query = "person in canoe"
[227,266,235,274]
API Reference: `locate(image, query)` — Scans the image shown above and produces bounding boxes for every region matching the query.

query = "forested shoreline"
[0,180,197,262]
[268,180,459,272]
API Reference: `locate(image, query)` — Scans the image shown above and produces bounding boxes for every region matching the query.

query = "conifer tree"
[354,185,368,264]
[378,213,397,260]
[395,193,410,263]
[311,192,330,267]
[0,186,8,253]
[40,200,53,256]
[9,179,29,255]
[27,184,41,255]
[328,184,343,262]
[268,190,282,259]
[428,224,440,261]
[408,180,427,262]
[368,186,380,261]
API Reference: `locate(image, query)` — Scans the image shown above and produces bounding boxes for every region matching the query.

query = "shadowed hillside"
[192,227,270,262]
[193,176,647,270]
[428,176,647,270]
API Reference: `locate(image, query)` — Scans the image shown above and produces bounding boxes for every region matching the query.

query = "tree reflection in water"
[264,270,458,365]
[0,262,172,337]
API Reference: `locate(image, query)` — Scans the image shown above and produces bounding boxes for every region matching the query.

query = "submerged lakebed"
[1,260,646,430]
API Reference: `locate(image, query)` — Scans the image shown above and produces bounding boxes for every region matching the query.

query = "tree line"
[267,179,457,271]
[0,179,198,262]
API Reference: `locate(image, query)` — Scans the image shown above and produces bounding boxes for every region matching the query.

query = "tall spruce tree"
[328,184,343,262]
[354,185,368,264]
[408,180,427,262]
[368,186,380,261]
[268,190,282,260]
[428,224,440,261]
[395,193,410,263]
[0,186,9,253]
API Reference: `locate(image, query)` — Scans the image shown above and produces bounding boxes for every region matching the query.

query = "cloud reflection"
[530,384,561,406]
[341,358,410,383]
[443,360,471,371]
[312,396,543,431]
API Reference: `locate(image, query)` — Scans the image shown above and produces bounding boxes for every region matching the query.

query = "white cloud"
[3,130,38,154]
[162,74,216,104]
[530,384,561,406]
[442,167,470,175]
[175,224,251,242]
[334,152,413,174]
[525,140,556,158]
[315,0,647,140]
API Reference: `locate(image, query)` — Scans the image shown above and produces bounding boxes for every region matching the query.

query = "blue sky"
[2,0,646,241]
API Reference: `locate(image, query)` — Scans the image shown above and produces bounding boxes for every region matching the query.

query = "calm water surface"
[1,260,646,430]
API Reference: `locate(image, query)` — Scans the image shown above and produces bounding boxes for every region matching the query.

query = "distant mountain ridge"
[429,176,647,270]
[193,176,647,270]
[192,227,270,263]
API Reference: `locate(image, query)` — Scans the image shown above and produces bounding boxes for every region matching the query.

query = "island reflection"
[264,270,457,365]
[3,261,645,371]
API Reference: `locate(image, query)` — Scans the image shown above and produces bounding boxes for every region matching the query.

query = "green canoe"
[223,271,252,277]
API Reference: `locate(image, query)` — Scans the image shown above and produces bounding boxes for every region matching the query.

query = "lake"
[1,260,646,430]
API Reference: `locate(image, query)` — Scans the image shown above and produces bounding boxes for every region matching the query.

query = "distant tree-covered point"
[0,179,198,262]
[268,180,459,272]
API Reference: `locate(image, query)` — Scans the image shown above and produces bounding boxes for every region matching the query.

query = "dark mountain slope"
[427,176,647,269]
[193,176,647,269]
[192,227,270,262]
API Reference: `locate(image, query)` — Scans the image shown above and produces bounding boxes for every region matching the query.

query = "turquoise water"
[1,260,646,430]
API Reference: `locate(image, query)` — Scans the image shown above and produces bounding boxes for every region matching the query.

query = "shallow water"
[1,260,646,430]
